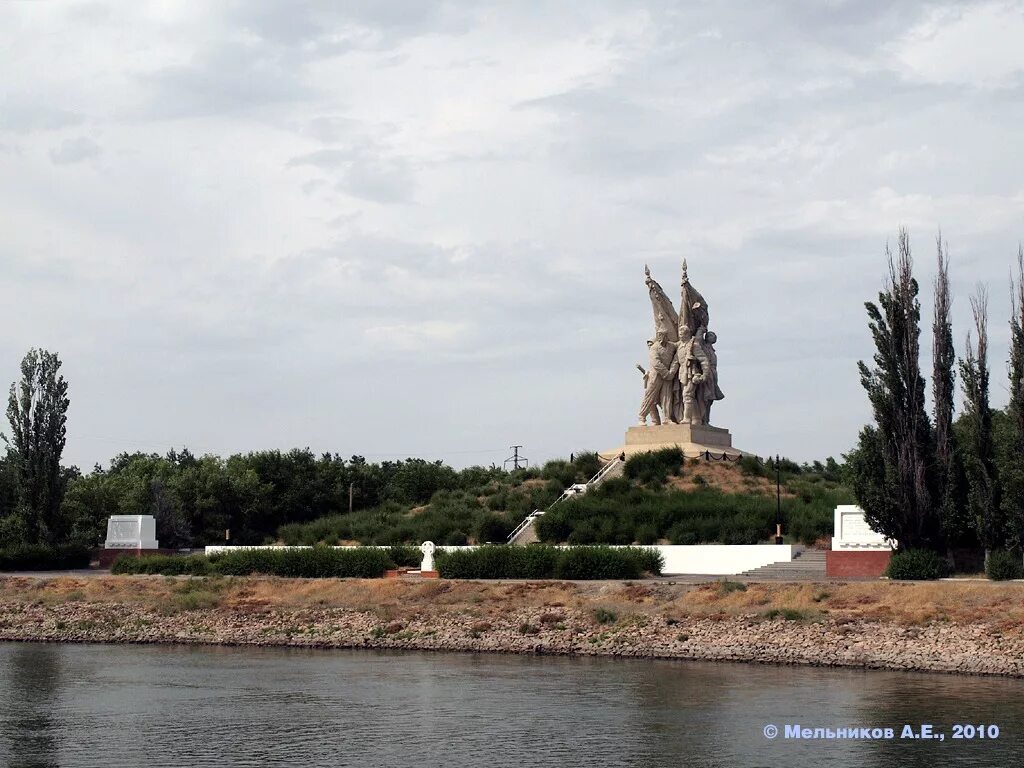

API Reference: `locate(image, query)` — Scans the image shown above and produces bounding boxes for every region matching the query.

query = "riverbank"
[1,575,1023,677]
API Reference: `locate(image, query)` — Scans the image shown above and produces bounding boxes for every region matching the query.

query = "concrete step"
[508,456,625,546]
[740,549,827,580]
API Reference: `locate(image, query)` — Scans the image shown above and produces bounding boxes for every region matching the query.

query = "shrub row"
[114,547,394,578]
[112,554,213,576]
[435,545,663,580]
[212,547,393,578]
[0,544,91,571]
[872,548,1024,581]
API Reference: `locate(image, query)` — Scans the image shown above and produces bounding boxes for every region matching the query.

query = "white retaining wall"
[653,544,793,575]
[204,543,794,576]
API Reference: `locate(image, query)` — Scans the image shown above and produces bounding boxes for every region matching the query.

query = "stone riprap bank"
[0,576,1021,677]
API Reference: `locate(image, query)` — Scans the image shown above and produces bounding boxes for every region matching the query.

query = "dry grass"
[3,576,1024,627]
[665,461,793,497]
[667,581,1024,625]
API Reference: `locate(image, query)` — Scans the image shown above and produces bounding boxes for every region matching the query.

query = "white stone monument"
[104,515,160,550]
[607,261,747,458]
[831,505,893,551]
[419,541,436,573]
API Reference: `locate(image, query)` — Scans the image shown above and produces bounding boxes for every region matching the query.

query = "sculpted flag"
[644,265,679,342]
[679,259,709,337]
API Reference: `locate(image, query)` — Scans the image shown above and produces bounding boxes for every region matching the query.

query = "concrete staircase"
[507,456,626,545]
[739,548,827,581]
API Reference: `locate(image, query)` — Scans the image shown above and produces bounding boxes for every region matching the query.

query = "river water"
[0,642,1020,768]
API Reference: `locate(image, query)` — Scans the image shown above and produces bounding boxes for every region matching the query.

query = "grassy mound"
[276,452,852,547]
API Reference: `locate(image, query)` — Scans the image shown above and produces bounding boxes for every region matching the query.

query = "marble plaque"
[832,505,893,551]
[104,515,159,550]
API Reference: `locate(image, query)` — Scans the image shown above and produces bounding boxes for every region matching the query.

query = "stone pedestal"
[105,515,159,550]
[830,505,893,551]
[98,547,169,568]
[608,422,744,458]
[627,423,732,448]
[101,515,160,568]
[826,505,895,578]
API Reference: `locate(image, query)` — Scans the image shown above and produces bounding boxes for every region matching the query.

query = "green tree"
[59,465,118,547]
[853,231,941,550]
[959,287,1002,565]
[387,458,459,504]
[0,449,26,545]
[4,349,70,545]
[931,237,970,546]
[1003,246,1024,557]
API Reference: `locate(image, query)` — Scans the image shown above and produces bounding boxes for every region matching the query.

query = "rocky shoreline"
[1,576,1023,677]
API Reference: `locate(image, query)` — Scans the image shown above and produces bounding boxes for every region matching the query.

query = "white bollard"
[420,541,436,572]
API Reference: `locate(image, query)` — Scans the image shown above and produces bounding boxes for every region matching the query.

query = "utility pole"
[774,454,784,544]
[348,482,354,515]
[504,445,527,472]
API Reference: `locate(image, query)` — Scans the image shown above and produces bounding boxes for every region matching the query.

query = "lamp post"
[774,454,784,544]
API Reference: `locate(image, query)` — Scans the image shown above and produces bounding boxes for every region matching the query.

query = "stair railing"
[506,455,625,543]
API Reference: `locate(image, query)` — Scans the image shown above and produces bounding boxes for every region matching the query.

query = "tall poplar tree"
[1004,246,1024,557]
[4,349,70,545]
[931,236,968,546]
[852,230,941,550]
[959,288,1001,565]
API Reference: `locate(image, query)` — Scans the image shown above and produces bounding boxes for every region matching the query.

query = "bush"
[113,547,394,578]
[635,524,658,545]
[737,455,767,477]
[475,514,513,544]
[386,545,421,568]
[718,580,747,594]
[434,545,662,580]
[387,459,460,504]
[624,447,684,485]
[0,544,91,571]
[435,546,561,579]
[762,608,809,621]
[556,547,641,580]
[571,452,603,481]
[592,607,617,624]
[112,554,212,575]
[885,549,949,580]
[212,547,392,578]
[986,550,1023,581]
[540,460,577,487]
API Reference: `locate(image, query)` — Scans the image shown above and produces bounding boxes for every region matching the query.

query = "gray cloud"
[0,94,83,134]
[1,0,1022,469]
[289,144,415,203]
[139,40,316,118]
[48,136,101,165]
[228,0,471,48]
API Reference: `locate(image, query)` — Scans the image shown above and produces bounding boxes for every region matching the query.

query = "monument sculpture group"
[637,261,724,427]
[611,261,742,458]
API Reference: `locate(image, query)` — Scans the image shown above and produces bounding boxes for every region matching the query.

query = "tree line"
[848,231,1024,570]
[6,230,1020,563]
[0,356,515,550]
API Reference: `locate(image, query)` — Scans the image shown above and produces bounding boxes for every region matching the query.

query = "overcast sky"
[2,1,1023,471]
